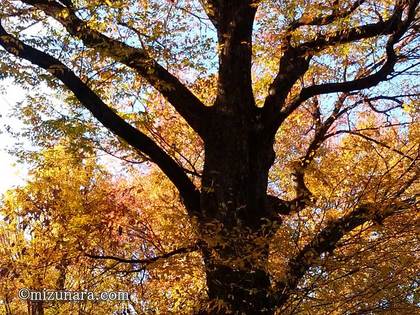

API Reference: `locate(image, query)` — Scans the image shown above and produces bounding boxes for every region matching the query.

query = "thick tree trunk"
[198,117,277,314]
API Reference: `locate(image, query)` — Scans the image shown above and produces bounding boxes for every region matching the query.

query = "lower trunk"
[201,246,275,314]
[198,125,278,314]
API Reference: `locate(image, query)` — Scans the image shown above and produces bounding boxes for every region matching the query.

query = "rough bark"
[198,114,277,313]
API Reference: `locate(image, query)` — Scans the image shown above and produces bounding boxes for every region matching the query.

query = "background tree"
[0,0,419,314]
[0,142,206,314]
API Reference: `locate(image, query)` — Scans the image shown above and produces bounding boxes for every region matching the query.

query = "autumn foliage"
[0,0,419,314]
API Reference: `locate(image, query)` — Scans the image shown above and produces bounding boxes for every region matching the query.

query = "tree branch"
[86,243,200,265]
[266,195,310,217]
[20,0,210,136]
[293,0,416,55]
[268,94,355,215]
[288,0,367,31]
[274,190,418,306]
[326,130,416,161]
[198,0,219,28]
[270,35,398,134]
[262,0,418,136]
[293,93,355,205]
[260,45,311,130]
[0,23,200,216]
[261,3,398,132]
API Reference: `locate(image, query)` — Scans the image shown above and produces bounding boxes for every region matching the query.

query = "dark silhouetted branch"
[274,190,418,306]
[21,0,210,136]
[0,24,200,216]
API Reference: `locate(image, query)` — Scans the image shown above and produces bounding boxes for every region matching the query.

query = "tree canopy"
[0,0,419,314]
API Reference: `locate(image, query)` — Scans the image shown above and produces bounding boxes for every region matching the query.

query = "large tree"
[0,0,419,313]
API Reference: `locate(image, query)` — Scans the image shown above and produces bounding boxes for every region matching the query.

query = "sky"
[0,81,26,194]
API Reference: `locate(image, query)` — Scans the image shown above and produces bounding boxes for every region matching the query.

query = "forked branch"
[263,0,418,136]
